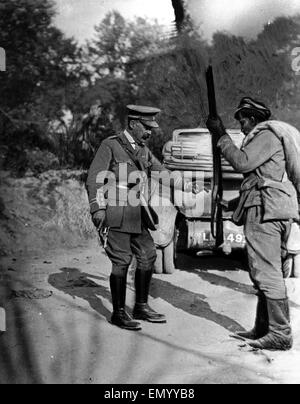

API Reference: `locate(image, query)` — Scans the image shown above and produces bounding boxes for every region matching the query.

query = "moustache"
[142,131,152,139]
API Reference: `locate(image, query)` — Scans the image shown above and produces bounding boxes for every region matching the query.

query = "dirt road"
[1,240,300,384]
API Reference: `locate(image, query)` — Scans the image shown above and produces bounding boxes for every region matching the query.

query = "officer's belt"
[107,184,144,203]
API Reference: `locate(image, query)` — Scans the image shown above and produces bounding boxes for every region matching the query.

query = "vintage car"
[151,127,246,273]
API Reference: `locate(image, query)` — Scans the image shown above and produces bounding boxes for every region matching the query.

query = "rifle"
[205,65,224,248]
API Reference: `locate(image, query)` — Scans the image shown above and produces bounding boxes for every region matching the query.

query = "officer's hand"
[206,116,226,139]
[92,210,106,229]
[184,181,193,193]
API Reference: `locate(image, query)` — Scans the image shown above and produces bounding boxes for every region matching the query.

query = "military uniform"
[218,129,297,300]
[86,105,187,330]
[87,131,167,234]
[208,97,295,351]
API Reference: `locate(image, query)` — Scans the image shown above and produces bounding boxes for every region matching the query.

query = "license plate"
[201,232,245,245]
[224,233,245,244]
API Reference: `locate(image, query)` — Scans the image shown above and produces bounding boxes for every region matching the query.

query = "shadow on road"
[48,268,112,321]
[176,253,256,296]
[150,278,246,333]
[191,270,255,296]
[48,267,246,333]
[176,252,247,272]
[0,268,264,384]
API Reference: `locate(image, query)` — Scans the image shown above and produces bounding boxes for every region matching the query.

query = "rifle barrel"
[205,65,224,248]
[206,66,218,118]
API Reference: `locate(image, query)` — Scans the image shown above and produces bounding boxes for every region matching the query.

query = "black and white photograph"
[1,0,300,386]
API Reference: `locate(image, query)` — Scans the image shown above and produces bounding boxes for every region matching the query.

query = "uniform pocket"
[246,206,262,224]
[114,158,134,167]
[260,186,299,221]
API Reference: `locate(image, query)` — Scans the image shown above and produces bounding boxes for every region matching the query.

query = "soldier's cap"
[234,97,271,121]
[127,105,161,128]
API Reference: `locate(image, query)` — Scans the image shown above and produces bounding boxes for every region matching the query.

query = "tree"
[0,0,82,112]
[84,11,168,133]
[0,0,86,172]
[130,29,209,155]
[209,16,300,126]
[88,11,166,80]
[257,16,300,50]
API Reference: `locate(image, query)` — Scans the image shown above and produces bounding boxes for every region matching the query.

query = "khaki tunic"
[218,129,297,299]
[86,132,166,234]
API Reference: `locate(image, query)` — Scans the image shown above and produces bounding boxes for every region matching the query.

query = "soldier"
[87,105,194,331]
[207,97,299,351]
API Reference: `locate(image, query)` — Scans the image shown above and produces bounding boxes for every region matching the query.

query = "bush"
[3,146,59,176]
[25,148,60,174]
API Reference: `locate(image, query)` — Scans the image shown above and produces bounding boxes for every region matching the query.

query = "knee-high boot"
[110,273,141,331]
[133,269,167,323]
[249,298,293,351]
[233,294,269,340]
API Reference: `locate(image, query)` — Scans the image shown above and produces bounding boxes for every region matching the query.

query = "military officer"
[87,105,194,331]
[207,97,298,351]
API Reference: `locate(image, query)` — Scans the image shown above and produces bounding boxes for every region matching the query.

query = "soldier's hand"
[206,115,226,139]
[192,183,203,195]
[184,181,203,194]
[92,210,106,229]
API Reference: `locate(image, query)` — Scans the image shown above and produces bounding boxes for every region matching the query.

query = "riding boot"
[249,298,293,351]
[110,273,142,331]
[133,270,167,323]
[233,294,269,340]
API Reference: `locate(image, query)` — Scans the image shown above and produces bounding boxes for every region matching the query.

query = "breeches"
[244,206,291,300]
[105,227,157,276]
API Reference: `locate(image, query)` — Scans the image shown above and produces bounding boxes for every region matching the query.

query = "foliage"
[0,2,299,174]
[0,0,82,111]
[210,16,300,126]
[136,33,209,135]
[0,0,86,173]
[3,145,59,176]
[85,11,168,127]
[88,11,166,78]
